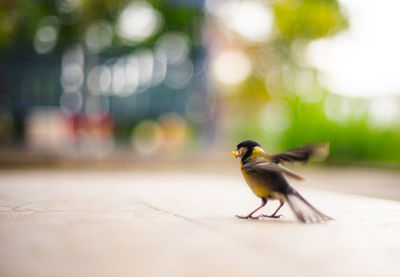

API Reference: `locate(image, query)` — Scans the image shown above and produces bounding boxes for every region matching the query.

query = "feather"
[271,143,329,164]
[242,161,305,181]
[285,187,333,223]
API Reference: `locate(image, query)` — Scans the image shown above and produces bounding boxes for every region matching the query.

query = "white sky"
[307,0,400,98]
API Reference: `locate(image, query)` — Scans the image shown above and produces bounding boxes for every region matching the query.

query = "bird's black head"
[233,140,262,163]
[236,140,261,150]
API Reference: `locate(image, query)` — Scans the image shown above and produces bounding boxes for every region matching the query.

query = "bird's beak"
[232,151,238,158]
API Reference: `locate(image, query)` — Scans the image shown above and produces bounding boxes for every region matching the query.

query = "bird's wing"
[271,143,329,164]
[241,161,305,181]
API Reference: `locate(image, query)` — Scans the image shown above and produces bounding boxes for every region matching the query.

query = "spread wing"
[271,143,329,164]
[241,161,305,181]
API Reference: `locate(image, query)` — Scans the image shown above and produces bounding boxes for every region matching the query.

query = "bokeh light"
[61,62,84,92]
[85,21,113,53]
[33,16,59,54]
[136,50,154,91]
[306,0,400,97]
[214,0,273,43]
[211,49,251,86]
[117,1,163,44]
[112,59,127,95]
[56,0,82,14]
[60,90,83,115]
[368,97,400,127]
[100,66,113,94]
[125,55,140,92]
[26,108,69,152]
[61,45,84,92]
[158,113,188,153]
[87,66,104,94]
[156,32,190,64]
[132,120,163,156]
[165,60,193,89]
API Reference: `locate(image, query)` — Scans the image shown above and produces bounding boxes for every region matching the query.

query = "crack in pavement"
[132,197,215,230]
[0,198,213,230]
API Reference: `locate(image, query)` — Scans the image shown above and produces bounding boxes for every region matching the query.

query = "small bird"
[232,140,332,223]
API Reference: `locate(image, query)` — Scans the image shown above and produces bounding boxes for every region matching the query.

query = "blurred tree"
[0,0,202,50]
[216,0,348,148]
[223,0,400,166]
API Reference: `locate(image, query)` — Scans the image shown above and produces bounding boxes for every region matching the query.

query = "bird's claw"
[235,215,260,220]
[260,214,283,219]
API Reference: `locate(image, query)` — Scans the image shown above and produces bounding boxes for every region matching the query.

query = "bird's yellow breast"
[239,147,272,198]
[241,167,270,198]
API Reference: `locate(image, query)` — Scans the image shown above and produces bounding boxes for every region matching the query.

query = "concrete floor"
[0,169,400,277]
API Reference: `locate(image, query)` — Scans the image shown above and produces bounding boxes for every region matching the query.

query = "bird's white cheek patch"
[238,147,247,157]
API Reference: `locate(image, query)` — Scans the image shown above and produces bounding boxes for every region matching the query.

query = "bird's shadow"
[235,216,299,225]
[233,215,334,225]
[203,215,298,225]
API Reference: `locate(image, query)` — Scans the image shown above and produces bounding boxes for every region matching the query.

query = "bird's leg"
[261,200,284,218]
[236,198,267,219]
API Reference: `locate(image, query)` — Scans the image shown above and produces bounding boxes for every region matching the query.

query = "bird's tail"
[285,187,333,223]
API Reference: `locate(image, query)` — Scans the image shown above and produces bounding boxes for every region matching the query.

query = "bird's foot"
[260,214,283,219]
[235,215,260,220]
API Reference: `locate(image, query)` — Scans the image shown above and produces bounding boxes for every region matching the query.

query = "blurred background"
[1,0,400,168]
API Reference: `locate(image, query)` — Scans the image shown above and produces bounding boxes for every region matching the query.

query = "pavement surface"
[0,169,400,277]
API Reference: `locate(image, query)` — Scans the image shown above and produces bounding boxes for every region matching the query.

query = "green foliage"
[0,0,202,49]
[272,0,348,39]
[233,95,400,166]
[227,0,400,166]
[0,0,54,46]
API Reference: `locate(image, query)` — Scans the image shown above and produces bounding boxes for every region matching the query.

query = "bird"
[232,140,332,223]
